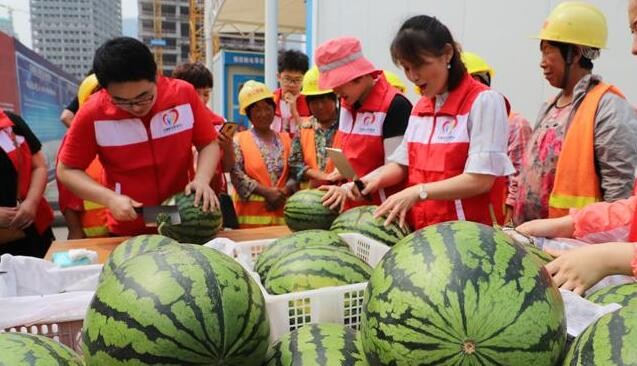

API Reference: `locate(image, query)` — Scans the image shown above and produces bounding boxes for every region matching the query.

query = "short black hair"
[278,49,309,74]
[93,37,157,87]
[306,92,337,104]
[246,98,276,119]
[172,62,213,89]
[546,41,594,71]
[391,15,467,91]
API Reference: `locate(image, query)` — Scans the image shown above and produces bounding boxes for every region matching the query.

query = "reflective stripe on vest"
[548,82,625,217]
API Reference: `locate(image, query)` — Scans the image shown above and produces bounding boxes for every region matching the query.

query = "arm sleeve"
[288,134,308,183]
[187,85,218,148]
[631,244,637,278]
[593,93,637,202]
[387,134,409,166]
[66,97,79,113]
[5,112,42,154]
[230,136,258,199]
[571,196,637,243]
[58,105,98,170]
[382,94,411,139]
[464,91,515,176]
[505,113,533,206]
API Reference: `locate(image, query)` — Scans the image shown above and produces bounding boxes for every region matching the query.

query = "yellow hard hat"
[537,1,607,49]
[383,70,406,93]
[301,66,333,96]
[461,52,495,80]
[77,74,100,107]
[238,80,274,115]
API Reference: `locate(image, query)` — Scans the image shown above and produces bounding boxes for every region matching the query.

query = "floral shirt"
[288,117,338,182]
[505,112,533,207]
[513,103,574,225]
[231,129,285,199]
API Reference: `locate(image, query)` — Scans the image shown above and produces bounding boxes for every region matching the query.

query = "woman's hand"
[319,184,349,212]
[374,185,420,229]
[10,200,38,230]
[0,207,17,228]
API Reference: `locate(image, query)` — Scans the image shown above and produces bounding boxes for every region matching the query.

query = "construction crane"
[151,0,164,74]
[189,0,205,62]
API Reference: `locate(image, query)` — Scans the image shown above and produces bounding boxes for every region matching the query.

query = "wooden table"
[44,226,291,264]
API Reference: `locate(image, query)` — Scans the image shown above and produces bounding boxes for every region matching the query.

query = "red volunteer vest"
[337,74,400,209]
[406,74,506,229]
[272,88,311,136]
[0,111,54,235]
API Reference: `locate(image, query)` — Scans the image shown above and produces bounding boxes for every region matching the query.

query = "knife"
[134,206,182,226]
[326,148,372,201]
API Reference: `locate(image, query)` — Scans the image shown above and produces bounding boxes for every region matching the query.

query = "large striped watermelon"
[284,189,338,231]
[587,283,637,307]
[0,332,83,365]
[361,221,566,365]
[264,246,372,295]
[254,230,349,279]
[508,237,555,266]
[265,323,368,366]
[330,205,411,246]
[101,234,178,278]
[157,192,223,244]
[563,304,637,365]
[83,244,270,365]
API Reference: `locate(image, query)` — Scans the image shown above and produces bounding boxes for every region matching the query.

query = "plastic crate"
[219,233,390,341]
[3,320,84,353]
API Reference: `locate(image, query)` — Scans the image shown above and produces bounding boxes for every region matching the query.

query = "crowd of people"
[2,0,637,296]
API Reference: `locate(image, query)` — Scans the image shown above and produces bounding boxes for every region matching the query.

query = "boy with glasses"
[272,49,311,136]
[57,37,221,236]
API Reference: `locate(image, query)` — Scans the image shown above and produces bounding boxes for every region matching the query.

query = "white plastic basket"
[217,233,391,341]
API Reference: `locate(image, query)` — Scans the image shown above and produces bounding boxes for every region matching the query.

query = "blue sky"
[1,0,138,48]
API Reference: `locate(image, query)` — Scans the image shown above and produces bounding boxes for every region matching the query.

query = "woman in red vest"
[314,36,412,211]
[231,80,294,228]
[0,110,54,257]
[354,15,514,230]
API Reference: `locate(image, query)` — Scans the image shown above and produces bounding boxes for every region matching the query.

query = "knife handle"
[134,207,143,214]
[354,180,373,201]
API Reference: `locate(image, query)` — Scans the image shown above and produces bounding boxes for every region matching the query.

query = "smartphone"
[219,122,240,138]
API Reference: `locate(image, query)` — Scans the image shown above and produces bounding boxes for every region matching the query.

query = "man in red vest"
[57,37,221,236]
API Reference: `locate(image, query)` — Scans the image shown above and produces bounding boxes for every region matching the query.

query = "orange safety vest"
[298,125,342,189]
[80,158,109,237]
[548,82,625,218]
[233,130,291,228]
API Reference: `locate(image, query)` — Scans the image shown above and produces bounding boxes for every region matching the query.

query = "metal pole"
[264,0,278,89]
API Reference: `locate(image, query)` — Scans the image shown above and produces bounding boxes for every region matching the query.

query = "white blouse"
[388,90,515,177]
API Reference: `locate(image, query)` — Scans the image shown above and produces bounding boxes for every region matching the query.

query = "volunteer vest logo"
[439,119,458,141]
[355,112,383,135]
[150,104,194,140]
[162,109,181,130]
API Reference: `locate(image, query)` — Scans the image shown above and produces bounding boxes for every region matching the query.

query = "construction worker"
[271,50,311,136]
[383,70,407,93]
[356,15,514,229]
[57,37,221,236]
[513,1,637,225]
[57,74,109,239]
[315,37,412,211]
[231,80,294,228]
[289,66,342,189]
[462,51,533,225]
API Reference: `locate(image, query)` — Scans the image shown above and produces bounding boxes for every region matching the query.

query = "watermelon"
[83,244,270,365]
[508,236,555,266]
[254,230,349,279]
[101,234,178,278]
[265,323,368,366]
[361,221,566,365]
[284,189,339,231]
[563,304,637,365]
[157,192,223,244]
[264,246,372,295]
[587,282,637,307]
[0,332,83,365]
[330,205,411,246]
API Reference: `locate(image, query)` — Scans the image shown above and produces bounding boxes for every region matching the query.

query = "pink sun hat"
[315,36,377,90]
